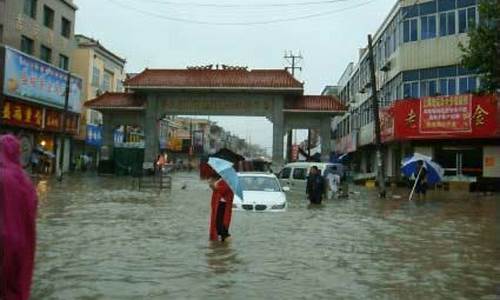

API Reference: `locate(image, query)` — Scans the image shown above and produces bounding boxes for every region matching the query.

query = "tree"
[460,0,500,92]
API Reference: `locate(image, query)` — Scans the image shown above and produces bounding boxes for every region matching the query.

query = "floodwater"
[32,172,499,299]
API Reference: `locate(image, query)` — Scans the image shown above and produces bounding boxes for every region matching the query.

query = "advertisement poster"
[420,94,472,133]
[3,47,82,113]
[379,106,394,143]
[86,124,103,147]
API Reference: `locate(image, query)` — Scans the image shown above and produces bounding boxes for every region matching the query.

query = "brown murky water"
[32,172,499,299]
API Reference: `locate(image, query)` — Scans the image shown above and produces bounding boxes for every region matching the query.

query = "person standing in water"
[306,166,325,204]
[414,160,428,199]
[0,134,38,300]
[208,174,234,242]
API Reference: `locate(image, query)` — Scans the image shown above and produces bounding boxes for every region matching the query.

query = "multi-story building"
[0,0,80,173]
[332,0,499,186]
[71,34,126,165]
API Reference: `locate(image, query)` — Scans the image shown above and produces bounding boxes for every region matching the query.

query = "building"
[0,0,80,173]
[71,34,126,166]
[332,0,500,186]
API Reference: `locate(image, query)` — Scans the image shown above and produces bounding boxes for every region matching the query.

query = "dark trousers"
[216,202,230,241]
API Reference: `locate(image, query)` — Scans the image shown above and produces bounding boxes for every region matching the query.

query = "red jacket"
[209,179,234,241]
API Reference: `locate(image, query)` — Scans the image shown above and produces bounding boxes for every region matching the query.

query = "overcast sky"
[75,0,396,153]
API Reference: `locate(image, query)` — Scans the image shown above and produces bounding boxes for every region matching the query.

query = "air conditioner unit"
[380,61,391,72]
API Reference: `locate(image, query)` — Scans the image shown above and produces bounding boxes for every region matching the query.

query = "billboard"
[391,95,498,140]
[3,47,82,113]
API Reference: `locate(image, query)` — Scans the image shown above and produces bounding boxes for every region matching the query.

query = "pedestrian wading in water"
[306,166,325,204]
[208,174,234,242]
[0,134,38,300]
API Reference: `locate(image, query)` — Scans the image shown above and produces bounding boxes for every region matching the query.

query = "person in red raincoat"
[208,174,234,242]
[0,134,38,300]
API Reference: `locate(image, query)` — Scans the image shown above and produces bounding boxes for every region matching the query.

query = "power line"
[107,0,376,26]
[140,0,352,8]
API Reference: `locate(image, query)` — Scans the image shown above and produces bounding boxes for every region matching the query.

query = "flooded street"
[32,173,499,299]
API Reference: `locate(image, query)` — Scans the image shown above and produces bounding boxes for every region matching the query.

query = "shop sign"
[113,128,125,145]
[420,94,472,133]
[1,99,43,129]
[3,47,82,113]
[65,114,79,135]
[379,106,394,143]
[86,124,103,147]
[44,109,62,131]
[392,94,498,140]
[193,130,204,153]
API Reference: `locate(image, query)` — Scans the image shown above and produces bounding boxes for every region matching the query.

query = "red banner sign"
[1,99,43,129]
[389,94,498,140]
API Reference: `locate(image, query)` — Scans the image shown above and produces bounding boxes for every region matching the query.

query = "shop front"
[0,46,82,173]
[380,94,500,187]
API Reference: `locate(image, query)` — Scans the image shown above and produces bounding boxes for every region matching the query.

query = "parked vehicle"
[277,162,345,194]
[233,172,288,212]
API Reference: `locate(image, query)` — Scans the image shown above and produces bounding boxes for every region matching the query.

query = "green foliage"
[460,0,500,92]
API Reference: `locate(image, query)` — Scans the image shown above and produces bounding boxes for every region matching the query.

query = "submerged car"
[233,172,288,212]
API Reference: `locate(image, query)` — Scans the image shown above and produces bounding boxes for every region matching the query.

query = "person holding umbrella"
[401,153,444,201]
[207,157,243,242]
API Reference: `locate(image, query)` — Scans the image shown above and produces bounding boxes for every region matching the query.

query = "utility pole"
[367,34,386,198]
[284,50,302,162]
[57,72,71,182]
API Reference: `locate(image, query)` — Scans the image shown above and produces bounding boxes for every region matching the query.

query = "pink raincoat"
[0,135,37,300]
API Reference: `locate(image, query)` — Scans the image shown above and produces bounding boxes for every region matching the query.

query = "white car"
[233,172,288,212]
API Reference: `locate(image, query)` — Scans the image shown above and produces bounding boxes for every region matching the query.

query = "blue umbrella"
[208,157,244,200]
[401,153,444,201]
[401,153,444,185]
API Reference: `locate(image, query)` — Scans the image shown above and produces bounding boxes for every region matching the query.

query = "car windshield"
[239,176,281,192]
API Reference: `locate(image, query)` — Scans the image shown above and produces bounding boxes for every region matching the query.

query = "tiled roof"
[285,95,347,112]
[85,92,145,110]
[124,68,303,90]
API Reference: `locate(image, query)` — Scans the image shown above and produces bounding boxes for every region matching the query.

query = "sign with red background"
[384,94,498,140]
[2,99,43,129]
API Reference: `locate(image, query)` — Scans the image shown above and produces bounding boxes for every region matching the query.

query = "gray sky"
[75,0,396,152]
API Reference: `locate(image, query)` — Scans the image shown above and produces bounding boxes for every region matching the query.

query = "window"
[40,45,52,63]
[23,0,37,19]
[421,15,437,39]
[43,5,54,28]
[458,7,476,33]
[458,76,477,93]
[279,167,291,179]
[59,54,69,70]
[102,70,113,91]
[116,79,124,91]
[439,11,456,36]
[0,25,3,43]
[292,168,307,180]
[403,18,418,42]
[420,80,437,97]
[92,66,100,87]
[403,82,419,98]
[21,35,34,55]
[61,17,71,38]
[439,78,456,95]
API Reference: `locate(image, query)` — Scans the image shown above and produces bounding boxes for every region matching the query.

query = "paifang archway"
[86,67,346,168]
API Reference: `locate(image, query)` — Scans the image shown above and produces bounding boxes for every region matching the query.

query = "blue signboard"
[3,47,82,113]
[113,128,125,146]
[86,124,103,147]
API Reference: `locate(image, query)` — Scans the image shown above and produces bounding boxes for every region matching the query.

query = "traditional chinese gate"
[86,67,346,168]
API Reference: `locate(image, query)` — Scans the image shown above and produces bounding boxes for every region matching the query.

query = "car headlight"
[271,202,286,209]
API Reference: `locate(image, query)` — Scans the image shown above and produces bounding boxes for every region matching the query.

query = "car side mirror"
[282,186,290,192]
